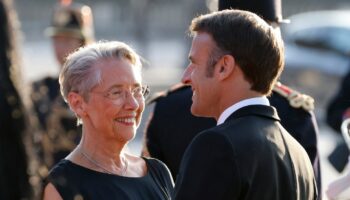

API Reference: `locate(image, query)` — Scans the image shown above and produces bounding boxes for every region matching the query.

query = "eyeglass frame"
[90,84,150,102]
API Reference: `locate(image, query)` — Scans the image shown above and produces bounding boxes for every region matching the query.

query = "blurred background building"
[12,0,350,199]
[15,0,350,88]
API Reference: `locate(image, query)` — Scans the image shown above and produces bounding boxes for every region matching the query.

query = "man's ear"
[67,92,86,117]
[215,55,235,81]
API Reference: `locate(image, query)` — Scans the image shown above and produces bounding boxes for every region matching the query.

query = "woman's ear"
[215,55,235,81]
[67,92,86,117]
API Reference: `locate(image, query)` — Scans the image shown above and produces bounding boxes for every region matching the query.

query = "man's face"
[83,58,145,142]
[52,35,82,66]
[181,32,219,118]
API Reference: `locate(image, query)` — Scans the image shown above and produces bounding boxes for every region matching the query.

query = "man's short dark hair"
[190,9,284,95]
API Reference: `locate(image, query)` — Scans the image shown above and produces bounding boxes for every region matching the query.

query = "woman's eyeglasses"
[92,85,150,101]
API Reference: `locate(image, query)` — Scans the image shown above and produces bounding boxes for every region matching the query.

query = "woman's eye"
[109,90,123,97]
[112,91,122,95]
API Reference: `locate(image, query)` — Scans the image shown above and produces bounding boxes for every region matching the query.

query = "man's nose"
[181,65,192,84]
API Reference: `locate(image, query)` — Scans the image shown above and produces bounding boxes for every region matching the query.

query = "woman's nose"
[124,92,140,110]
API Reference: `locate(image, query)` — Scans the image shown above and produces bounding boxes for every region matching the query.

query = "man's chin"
[191,105,203,117]
[191,104,215,119]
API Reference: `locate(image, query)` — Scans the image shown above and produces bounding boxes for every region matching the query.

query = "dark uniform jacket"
[174,105,317,200]
[144,83,321,191]
[31,77,81,168]
[326,70,350,172]
[327,70,350,133]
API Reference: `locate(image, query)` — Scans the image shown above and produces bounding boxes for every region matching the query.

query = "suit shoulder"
[272,82,315,112]
[147,83,190,105]
[191,129,234,150]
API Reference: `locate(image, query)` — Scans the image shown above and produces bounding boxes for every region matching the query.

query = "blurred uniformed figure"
[0,0,34,199]
[31,0,95,173]
[142,0,321,197]
[326,69,350,173]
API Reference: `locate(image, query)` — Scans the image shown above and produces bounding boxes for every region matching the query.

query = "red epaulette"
[273,82,315,111]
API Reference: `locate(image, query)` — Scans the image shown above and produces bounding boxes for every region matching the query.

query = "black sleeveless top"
[47,158,174,200]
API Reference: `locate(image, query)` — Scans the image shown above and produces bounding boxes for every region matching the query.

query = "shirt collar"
[217,96,270,125]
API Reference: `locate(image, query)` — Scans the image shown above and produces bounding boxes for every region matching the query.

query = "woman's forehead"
[94,58,142,88]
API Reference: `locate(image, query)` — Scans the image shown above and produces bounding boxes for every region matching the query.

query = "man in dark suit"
[143,0,321,194]
[173,9,317,199]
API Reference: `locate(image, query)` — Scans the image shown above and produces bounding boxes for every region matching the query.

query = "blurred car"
[281,10,350,76]
[279,10,350,116]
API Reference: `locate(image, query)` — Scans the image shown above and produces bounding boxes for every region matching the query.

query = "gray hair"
[59,41,142,102]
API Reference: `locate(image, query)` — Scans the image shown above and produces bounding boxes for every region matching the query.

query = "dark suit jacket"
[174,105,317,200]
[145,86,216,179]
[144,85,321,193]
[270,90,321,192]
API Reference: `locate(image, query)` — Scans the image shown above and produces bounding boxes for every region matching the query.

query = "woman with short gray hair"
[43,41,174,200]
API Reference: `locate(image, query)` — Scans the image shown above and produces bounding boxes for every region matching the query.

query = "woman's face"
[83,58,145,142]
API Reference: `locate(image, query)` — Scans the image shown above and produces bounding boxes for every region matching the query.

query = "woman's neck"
[80,132,126,159]
[74,129,129,175]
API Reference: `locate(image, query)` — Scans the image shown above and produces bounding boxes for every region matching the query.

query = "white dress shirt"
[217,96,270,125]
